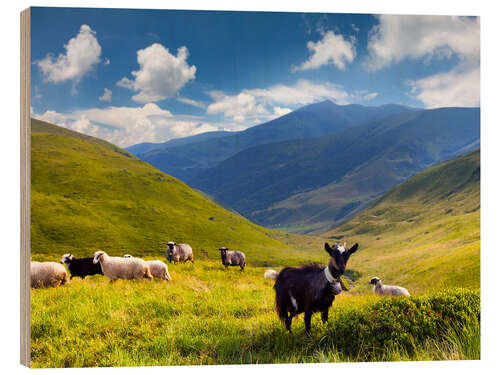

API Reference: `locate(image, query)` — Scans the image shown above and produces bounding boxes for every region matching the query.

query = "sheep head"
[93,251,106,264]
[369,277,381,285]
[60,253,74,264]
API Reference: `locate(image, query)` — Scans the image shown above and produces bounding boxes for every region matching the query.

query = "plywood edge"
[20,6,31,368]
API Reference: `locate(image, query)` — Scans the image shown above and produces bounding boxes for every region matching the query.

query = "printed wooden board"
[20,6,480,368]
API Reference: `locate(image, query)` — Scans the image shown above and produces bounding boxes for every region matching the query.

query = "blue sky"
[30,7,480,147]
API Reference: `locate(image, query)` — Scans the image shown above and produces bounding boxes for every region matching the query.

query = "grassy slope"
[30,121,480,367]
[30,119,323,266]
[325,150,480,294]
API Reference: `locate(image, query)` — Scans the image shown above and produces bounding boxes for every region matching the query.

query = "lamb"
[123,255,171,281]
[60,254,103,279]
[93,251,153,282]
[369,277,410,296]
[265,242,358,333]
[166,242,194,263]
[220,247,246,271]
[31,261,68,288]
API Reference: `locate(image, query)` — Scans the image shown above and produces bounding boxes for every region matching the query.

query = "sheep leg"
[321,309,329,323]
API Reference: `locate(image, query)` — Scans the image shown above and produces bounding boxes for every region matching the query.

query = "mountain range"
[127,100,416,182]
[190,107,480,232]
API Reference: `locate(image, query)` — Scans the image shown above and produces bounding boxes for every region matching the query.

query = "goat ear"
[324,243,333,256]
[348,243,359,254]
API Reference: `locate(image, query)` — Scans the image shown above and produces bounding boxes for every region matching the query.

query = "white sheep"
[93,251,153,282]
[123,255,171,281]
[369,277,410,296]
[31,261,68,288]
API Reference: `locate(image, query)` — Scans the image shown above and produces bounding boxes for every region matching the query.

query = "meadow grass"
[30,260,479,368]
[29,122,481,367]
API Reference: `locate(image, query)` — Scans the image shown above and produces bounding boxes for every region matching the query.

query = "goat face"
[324,242,358,276]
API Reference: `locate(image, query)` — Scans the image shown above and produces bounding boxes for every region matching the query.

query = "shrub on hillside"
[321,288,479,357]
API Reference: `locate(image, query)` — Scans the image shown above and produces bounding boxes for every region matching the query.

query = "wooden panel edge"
[20,7,31,368]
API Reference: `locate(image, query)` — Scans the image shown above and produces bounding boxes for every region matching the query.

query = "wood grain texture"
[20,7,31,368]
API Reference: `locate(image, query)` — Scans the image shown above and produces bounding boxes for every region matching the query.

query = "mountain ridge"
[191,107,480,232]
[132,100,417,182]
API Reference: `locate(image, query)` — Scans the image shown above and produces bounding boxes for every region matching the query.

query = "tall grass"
[30,261,480,368]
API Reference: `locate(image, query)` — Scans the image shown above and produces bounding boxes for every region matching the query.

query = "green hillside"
[30,119,320,265]
[326,150,480,293]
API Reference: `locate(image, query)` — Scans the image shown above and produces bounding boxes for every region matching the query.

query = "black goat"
[264,242,358,333]
[61,253,103,279]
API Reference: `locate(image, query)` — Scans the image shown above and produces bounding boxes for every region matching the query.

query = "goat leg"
[321,309,329,323]
[304,310,312,333]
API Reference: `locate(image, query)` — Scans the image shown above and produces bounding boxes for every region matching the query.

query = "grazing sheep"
[147,260,172,281]
[220,247,246,271]
[369,277,410,296]
[123,255,171,281]
[265,242,358,333]
[93,251,153,282]
[31,261,68,288]
[166,242,194,263]
[60,254,103,279]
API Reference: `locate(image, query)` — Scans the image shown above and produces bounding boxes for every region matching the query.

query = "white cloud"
[177,97,205,108]
[32,103,228,148]
[407,65,480,108]
[98,88,112,102]
[364,15,480,71]
[35,25,102,88]
[293,30,356,71]
[250,79,350,106]
[206,91,268,123]
[273,107,292,117]
[103,58,110,66]
[364,93,378,101]
[117,43,196,103]
[364,15,480,108]
[206,79,354,125]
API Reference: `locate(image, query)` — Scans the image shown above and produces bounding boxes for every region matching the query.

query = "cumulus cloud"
[364,15,480,71]
[364,15,480,108]
[98,88,112,102]
[117,43,196,103]
[407,66,479,108]
[293,30,356,71]
[35,25,102,89]
[206,91,268,123]
[32,103,226,148]
[206,79,356,125]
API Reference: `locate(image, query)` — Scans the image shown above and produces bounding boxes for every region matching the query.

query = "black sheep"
[60,254,103,279]
[264,242,358,333]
